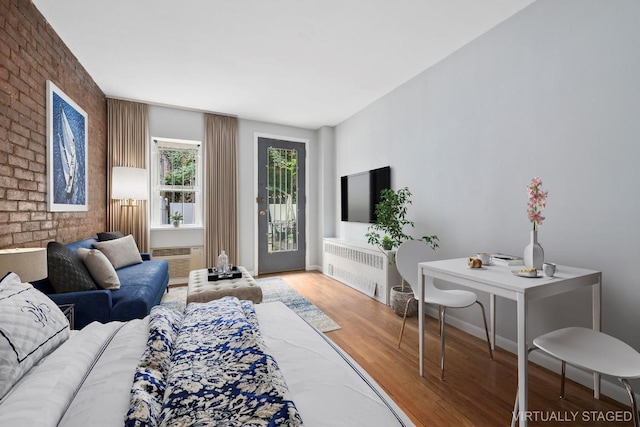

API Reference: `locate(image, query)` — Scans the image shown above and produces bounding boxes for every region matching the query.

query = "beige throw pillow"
[93,234,143,270]
[77,248,121,290]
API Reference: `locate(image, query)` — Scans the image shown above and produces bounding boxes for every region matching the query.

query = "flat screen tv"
[340,166,391,223]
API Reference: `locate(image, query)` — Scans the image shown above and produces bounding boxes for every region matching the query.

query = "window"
[267,147,298,252]
[151,137,202,226]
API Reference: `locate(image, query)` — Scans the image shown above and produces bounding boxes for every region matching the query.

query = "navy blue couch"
[33,237,170,329]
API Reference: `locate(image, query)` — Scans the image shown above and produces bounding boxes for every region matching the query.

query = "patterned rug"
[160,276,340,332]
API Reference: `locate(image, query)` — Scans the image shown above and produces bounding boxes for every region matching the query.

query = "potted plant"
[365,187,439,316]
[170,211,183,227]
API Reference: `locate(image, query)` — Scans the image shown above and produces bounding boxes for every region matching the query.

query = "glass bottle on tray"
[217,250,229,275]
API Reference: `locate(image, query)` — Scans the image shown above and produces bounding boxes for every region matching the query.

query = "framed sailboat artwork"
[46,81,88,212]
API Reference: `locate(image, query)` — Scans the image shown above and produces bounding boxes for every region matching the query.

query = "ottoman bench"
[187,266,263,304]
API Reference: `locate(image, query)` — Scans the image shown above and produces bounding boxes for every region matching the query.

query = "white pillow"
[93,234,143,270]
[0,272,70,399]
[77,248,121,290]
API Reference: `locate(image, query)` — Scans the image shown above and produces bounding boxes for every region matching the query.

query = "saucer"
[511,270,541,278]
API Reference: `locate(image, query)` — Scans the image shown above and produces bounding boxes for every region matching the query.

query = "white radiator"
[151,246,203,284]
[322,238,401,305]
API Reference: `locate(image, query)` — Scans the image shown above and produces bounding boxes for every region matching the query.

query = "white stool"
[512,327,640,427]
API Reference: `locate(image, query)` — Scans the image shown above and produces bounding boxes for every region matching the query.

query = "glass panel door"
[257,137,305,274]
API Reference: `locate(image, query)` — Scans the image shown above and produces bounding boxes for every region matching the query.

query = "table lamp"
[0,247,48,283]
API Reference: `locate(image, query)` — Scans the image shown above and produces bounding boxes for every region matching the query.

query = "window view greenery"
[157,144,199,225]
[267,147,298,252]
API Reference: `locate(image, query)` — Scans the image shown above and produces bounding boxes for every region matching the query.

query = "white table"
[417,258,601,427]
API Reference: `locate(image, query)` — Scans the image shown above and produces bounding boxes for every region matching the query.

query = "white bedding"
[256,302,413,426]
[0,319,148,427]
[0,302,414,427]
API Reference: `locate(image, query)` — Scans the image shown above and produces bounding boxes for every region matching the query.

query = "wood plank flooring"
[258,270,631,427]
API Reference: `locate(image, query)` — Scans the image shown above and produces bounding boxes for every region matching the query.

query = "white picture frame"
[46,80,88,212]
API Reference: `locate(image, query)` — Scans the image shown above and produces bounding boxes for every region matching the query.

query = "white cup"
[477,252,492,265]
[543,262,557,277]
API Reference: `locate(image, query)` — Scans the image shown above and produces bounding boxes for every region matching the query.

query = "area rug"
[160,276,340,333]
[258,276,340,332]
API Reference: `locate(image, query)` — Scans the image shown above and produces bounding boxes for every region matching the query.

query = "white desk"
[417,258,601,427]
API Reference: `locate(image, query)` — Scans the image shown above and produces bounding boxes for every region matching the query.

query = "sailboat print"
[58,109,77,197]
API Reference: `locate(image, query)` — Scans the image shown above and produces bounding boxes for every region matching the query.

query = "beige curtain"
[106,99,149,252]
[204,114,238,267]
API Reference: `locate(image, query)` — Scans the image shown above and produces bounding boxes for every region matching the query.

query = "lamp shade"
[0,247,47,283]
[112,167,148,200]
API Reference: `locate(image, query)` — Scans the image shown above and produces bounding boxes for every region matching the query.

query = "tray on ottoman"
[187,266,262,304]
[207,267,242,281]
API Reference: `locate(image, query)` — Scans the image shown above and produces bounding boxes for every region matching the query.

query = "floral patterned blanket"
[125,297,303,427]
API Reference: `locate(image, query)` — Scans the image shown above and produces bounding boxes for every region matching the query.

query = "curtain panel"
[204,114,238,267]
[106,99,149,252]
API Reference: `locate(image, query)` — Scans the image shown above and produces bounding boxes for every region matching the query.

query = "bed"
[0,272,414,426]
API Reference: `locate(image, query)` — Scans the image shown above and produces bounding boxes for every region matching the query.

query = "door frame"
[253,132,310,275]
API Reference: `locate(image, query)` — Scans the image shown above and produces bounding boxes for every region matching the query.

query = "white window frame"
[150,137,203,227]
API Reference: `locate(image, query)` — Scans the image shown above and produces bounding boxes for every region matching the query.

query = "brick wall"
[0,0,107,249]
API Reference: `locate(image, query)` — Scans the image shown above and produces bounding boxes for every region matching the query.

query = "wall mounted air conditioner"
[151,246,203,285]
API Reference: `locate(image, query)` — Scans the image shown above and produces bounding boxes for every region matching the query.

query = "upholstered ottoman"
[187,266,263,304]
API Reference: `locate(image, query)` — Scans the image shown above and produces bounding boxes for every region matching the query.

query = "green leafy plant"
[366,187,439,292]
[267,148,298,204]
[366,187,439,251]
[170,211,183,221]
[381,235,393,251]
[162,149,197,203]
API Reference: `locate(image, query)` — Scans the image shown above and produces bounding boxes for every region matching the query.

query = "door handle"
[259,210,266,216]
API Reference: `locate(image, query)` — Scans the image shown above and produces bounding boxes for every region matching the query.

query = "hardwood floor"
[258,270,631,427]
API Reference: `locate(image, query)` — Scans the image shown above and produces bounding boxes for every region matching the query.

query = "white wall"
[333,0,640,390]
[318,126,336,239]
[148,105,204,142]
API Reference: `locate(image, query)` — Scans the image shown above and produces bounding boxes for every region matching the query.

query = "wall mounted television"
[340,166,391,223]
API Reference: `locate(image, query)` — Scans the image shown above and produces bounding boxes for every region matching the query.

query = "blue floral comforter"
[125,297,303,427]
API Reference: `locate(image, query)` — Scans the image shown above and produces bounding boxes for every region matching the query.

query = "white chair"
[511,327,640,427]
[396,240,493,380]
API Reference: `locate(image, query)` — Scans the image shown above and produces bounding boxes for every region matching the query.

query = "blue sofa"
[33,237,169,329]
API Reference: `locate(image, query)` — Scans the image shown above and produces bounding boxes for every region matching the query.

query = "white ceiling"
[32,0,535,129]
